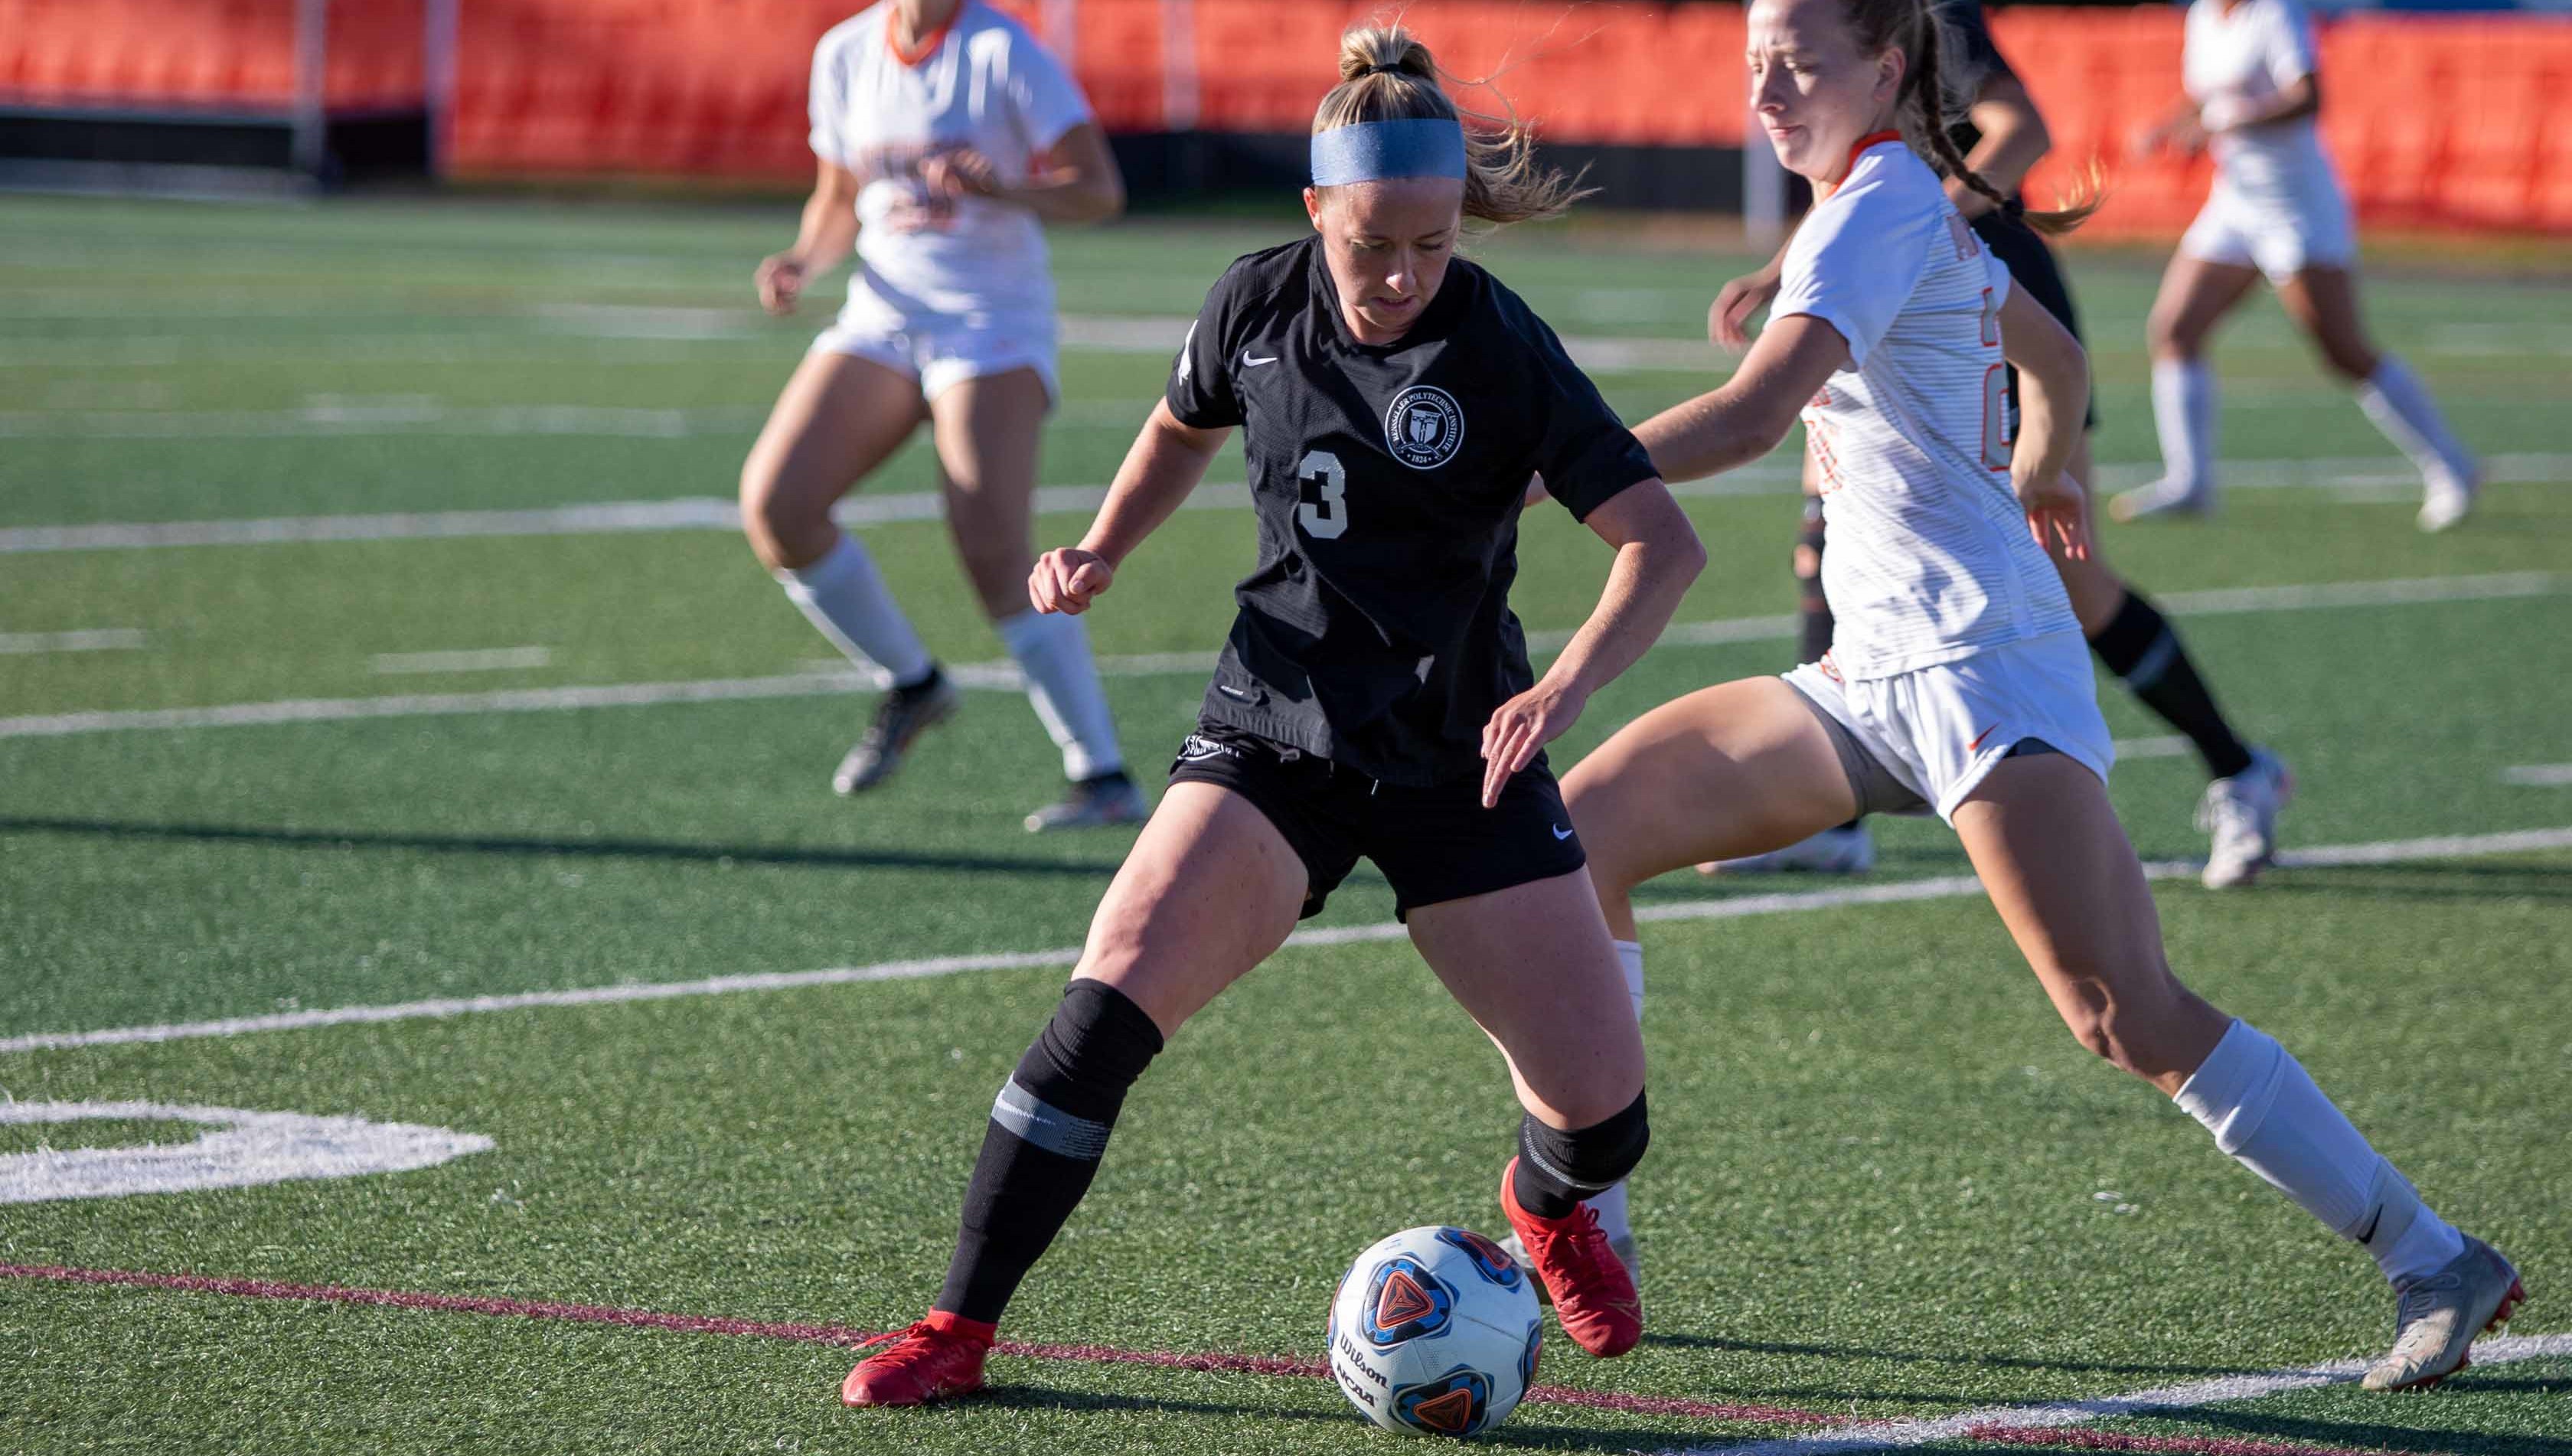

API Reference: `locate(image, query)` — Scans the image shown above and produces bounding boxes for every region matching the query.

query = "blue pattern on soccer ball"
[1517,1317,1542,1391]
[1361,1255,1455,1347]
[1435,1226,1526,1291]
[1390,1365,1493,1437]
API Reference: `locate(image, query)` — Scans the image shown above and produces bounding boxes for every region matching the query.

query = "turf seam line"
[0,1263,1840,1428]
[7,455,2567,553]
[4,826,2564,1056]
[1671,1330,2572,1454]
[0,573,2554,740]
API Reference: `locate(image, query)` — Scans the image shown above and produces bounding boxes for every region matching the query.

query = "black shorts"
[1167,722,1588,921]
[1973,210,2098,432]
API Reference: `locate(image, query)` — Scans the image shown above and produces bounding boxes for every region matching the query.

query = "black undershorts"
[1166,721,1588,920]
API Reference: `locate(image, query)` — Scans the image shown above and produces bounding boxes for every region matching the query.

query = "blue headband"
[1310,118,1469,187]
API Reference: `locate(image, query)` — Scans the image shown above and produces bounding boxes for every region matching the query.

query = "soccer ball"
[1326,1226,1542,1438]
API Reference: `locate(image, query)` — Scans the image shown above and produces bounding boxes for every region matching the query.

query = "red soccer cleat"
[1500,1157,1643,1358]
[840,1311,995,1408]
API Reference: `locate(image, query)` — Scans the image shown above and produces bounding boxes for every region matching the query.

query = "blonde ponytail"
[1312,24,1591,227]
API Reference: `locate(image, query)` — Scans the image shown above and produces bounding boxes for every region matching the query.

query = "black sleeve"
[1523,311,1657,524]
[1938,0,2015,88]
[1165,260,1248,429]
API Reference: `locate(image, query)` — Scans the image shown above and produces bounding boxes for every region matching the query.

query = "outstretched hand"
[1709,268,1781,353]
[1478,680,1588,809]
[2019,471,2093,562]
[1029,547,1115,615]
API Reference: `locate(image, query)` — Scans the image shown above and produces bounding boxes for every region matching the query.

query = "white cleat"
[2110,477,2217,522]
[2417,465,2479,534]
[2363,1235,2526,1392]
[2197,747,2293,890]
[1697,824,1875,877]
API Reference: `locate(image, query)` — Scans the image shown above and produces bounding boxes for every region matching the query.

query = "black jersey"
[1939,0,2019,197]
[1164,237,1656,787]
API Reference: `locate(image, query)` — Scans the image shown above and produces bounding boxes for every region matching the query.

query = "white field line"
[368,646,552,676]
[1676,1330,2572,1456]
[0,629,146,655]
[2502,764,2572,787]
[0,404,764,440]
[9,453,2569,557]
[3,825,2564,1059]
[0,572,2558,742]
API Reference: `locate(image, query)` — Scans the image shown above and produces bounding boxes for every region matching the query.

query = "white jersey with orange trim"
[1769,135,2080,682]
[807,0,1093,322]
[2184,0,2339,208]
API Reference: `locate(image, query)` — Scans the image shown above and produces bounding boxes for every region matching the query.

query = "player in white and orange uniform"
[1566,0,2520,1393]
[2117,0,2479,531]
[741,0,1142,831]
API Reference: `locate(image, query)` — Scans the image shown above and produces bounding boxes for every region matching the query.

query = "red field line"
[0,1263,1842,1428]
[1965,1426,2384,1456]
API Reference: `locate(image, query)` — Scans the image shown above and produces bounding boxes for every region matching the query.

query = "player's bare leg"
[1411,870,1650,1356]
[1572,677,1861,939]
[742,351,958,794]
[2276,265,2479,532]
[1699,453,1873,877]
[2117,256,2259,521]
[1952,751,2518,1385]
[844,782,1306,1406]
[932,367,1141,830]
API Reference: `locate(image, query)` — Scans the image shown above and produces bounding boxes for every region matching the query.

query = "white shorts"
[1782,631,2114,824]
[2178,181,2357,284]
[813,290,1058,405]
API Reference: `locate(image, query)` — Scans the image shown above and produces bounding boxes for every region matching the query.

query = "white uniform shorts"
[1783,630,2115,824]
[2178,179,2357,283]
[813,289,1059,405]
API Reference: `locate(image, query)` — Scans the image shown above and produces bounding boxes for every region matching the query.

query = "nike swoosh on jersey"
[1967,723,2001,752]
[1552,824,1575,841]
[1242,354,1278,366]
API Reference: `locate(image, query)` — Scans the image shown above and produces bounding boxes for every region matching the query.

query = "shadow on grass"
[1640,1330,2246,1380]
[967,1383,1723,1450]
[0,815,1127,880]
[2172,1405,2572,1456]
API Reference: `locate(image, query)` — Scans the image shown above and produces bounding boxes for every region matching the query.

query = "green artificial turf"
[2,194,2566,1455]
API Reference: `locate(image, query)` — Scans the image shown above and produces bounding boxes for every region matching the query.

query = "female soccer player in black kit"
[838,24,1706,1409]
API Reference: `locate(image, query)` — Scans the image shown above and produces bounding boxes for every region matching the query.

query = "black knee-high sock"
[2087,590,2254,781]
[935,981,1163,1324]
[1511,1092,1650,1219]
[1794,499,1834,668]
[1794,504,1862,833]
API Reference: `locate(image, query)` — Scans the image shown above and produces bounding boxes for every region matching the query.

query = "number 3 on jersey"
[1297,449,1350,540]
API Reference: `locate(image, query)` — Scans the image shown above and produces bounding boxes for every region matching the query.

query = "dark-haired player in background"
[1701,0,2289,892]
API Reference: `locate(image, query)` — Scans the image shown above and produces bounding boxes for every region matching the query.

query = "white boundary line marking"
[0,573,2555,742]
[0,629,147,655]
[3,826,2563,1057]
[8,455,2569,555]
[1677,1330,2572,1456]
[367,646,552,677]
[2501,764,2572,788]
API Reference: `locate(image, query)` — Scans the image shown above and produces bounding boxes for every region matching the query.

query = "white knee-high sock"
[2150,358,2218,499]
[2357,356,2476,487]
[1588,939,1647,1245]
[995,609,1122,781]
[2175,1020,2464,1285]
[777,533,933,687]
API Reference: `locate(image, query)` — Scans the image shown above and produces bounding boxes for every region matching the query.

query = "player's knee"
[1003,979,1167,1138]
[2146,312,2198,362]
[739,465,830,570]
[1518,1089,1649,1196]
[2319,339,2378,384]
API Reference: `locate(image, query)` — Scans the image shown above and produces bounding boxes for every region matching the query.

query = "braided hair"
[1843,0,2099,236]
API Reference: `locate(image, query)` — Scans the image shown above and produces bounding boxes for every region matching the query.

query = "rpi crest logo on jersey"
[1384,384,1464,470]
[1363,1255,1454,1345]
